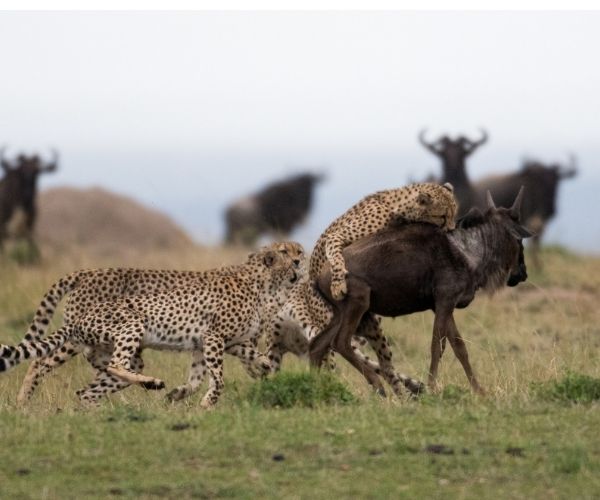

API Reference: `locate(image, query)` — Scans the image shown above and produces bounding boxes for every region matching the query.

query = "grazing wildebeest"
[309,188,531,395]
[224,172,324,246]
[0,148,58,252]
[419,128,488,212]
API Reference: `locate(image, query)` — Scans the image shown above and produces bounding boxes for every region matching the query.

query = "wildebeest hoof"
[140,379,165,391]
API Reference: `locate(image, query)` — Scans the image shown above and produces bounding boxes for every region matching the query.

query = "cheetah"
[310,182,457,300]
[1,247,300,407]
[12,242,306,404]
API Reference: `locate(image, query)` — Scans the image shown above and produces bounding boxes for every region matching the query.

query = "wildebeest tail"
[22,271,86,342]
[0,327,71,373]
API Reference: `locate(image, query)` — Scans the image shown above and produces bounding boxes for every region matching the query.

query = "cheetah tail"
[0,327,71,374]
[22,271,84,343]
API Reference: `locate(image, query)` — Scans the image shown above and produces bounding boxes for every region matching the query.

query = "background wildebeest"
[0,147,59,253]
[309,188,531,396]
[224,172,324,246]
[420,129,577,265]
[419,128,488,212]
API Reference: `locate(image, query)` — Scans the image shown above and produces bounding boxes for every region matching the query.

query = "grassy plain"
[1,245,600,499]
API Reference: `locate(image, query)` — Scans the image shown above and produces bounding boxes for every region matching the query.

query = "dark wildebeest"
[0,148,59,252]
[309,188,531,396]
[419,130,577,266]
[419,128,488,212]
[224,172,324,246]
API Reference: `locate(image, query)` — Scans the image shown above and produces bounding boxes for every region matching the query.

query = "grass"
[1,245,600,499]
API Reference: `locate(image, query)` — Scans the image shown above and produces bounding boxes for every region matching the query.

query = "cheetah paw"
[165,386,188,402]
[330,276,348,301]
[140,378,166,391]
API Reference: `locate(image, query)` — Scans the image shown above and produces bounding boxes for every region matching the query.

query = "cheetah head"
[413,183,458,231]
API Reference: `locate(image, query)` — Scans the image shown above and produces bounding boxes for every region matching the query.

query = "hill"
[36,186,194,257]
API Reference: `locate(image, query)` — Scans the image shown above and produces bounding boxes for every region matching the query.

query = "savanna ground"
[1,244,600,499]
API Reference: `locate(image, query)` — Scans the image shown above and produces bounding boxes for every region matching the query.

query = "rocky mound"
[36,186,194,256]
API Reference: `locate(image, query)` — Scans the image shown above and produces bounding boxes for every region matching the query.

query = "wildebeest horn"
[558,153,577,179]
[418,129,435,148]
[510,186,525,218]
[486,190,497,210]
[0,145,12,171]
[42,148,59,172]
[472,128,488,146]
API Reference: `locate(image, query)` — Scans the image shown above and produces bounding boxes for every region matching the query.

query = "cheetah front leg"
[355,314,425,397]
[106,324,165,391]
[77,352,145,406]
[200,334,225,409]
[165,350,206,402]
[325,234,350,300]
[226,341,271,379]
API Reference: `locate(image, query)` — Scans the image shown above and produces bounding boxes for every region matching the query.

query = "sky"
[0,11,598,251]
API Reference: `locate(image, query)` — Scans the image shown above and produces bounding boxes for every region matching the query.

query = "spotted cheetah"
[8,242,306,405]
[1,247,300,407]
[310,182,457,300]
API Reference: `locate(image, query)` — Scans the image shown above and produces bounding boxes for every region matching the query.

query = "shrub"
[247,371,356,408]
[533,372,600,403]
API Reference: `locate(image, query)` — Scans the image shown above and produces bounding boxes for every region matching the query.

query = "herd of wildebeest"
[0,129,579,407]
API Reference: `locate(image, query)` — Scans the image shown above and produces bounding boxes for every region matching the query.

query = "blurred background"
[0,11,598,254]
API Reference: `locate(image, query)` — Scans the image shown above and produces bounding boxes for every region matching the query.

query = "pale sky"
[0,11,598,250]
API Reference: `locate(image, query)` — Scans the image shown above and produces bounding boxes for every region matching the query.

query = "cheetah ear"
[263,251,277,267]
[417,192,433,205]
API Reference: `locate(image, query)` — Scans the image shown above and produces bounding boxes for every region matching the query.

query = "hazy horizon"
[0,11,598,252]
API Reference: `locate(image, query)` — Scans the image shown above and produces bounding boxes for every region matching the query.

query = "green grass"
[1,246,600,499]
[247,371,356,408]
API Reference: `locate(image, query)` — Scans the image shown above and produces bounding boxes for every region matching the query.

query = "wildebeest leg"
[323,278,386,394]
[446,314,485,394]
[308,316,340,368]
[428,307,451,391]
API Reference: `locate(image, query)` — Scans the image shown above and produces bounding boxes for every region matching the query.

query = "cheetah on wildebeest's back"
[310,182,457,300]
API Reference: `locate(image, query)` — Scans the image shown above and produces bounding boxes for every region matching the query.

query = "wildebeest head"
[518,155,577,220]
[419,129,488,175]
[458,186,532,289]
[1,148,59,207]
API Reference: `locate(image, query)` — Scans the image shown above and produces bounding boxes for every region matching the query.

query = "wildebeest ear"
[457,207,485,229]
[263,251,277,267]
[508,223,534,239]
[417,192,433,205]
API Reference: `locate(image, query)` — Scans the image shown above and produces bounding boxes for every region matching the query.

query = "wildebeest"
[224,172,324,246]
[309,188,531,395]
[419,128,488,211]
[0,147,59,252]
[420,130,577,265]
